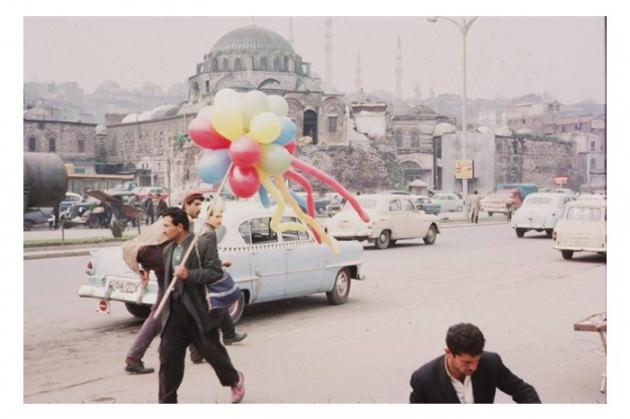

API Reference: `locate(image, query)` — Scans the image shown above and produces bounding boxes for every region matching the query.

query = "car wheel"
[488,212,493,217]
[87,215,100,229]
[326,268,351,305]
[374,230,391,249]
[545,229,553,238]
[390,240,397,246]
[515,228,526,238]
[24,220,34,231]
[423,224,438,245]
[228,293,245,324]
[125,302,151,319]
[561,250,574,260]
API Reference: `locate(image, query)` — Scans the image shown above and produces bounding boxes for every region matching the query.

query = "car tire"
[561,250,574,260]
[87,215,100,229]
[125,302,151,319]
[488,212,493,217]
[24,220,34,231]
[374,230,391,249]
[545,229,553,238]
[228,293,246,324]
[326,268,351,305]
[423,224,438,245]
[515,228,526,238]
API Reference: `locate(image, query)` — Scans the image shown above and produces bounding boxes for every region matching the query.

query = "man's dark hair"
[446,323,485,356]
[163,207,189,231]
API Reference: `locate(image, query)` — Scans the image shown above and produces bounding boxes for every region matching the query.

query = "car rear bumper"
[78,284,157,305]
[553,244,606,253]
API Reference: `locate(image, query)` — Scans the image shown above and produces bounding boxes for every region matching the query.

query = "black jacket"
[409,352,541,403]
[160,232,224,334]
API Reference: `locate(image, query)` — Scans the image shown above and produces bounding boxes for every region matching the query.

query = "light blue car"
[78,202,365,322]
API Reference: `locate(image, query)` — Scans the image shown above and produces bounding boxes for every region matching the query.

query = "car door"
[239,216,287,303]
[388,198,404,238]
[282,217,326,296]
[404,198,428,237]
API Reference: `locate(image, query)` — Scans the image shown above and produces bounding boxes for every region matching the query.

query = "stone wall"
[494,135,577,189]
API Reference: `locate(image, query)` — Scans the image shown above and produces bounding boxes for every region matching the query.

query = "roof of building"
[210,25,296,56]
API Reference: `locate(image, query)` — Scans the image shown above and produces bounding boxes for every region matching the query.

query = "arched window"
[284,56,289,71]
[394,131,402,147]
[260,57,268,71]
[411,131,420,148]
[590,158,597,170]
[28,137,36,152]
[78,139,85,153]
[273,56,281,71]
[48,137,56,152]
[234,58,242,71]
[222,58,229,71]
[212,58,218,71]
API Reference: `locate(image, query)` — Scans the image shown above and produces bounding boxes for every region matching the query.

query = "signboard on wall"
[455,160,474,179]
[554,176,568,185]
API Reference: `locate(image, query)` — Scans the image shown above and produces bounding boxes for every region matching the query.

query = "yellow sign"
[455,160,474,179]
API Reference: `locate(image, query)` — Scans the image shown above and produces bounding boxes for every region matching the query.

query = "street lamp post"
[428,16,478,202]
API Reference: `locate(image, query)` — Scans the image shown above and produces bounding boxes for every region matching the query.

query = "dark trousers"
[158,301,239,403]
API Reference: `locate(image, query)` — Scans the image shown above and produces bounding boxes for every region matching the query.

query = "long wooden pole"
[153,164,233,319]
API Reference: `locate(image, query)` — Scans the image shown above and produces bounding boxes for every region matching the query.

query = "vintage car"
[552,199,606,260]
[511,192,574,238]
[409,194,441,215]
[78,202,365,322]
[481,189,522,216]
[325,194,440,249]
[430,192,463,212]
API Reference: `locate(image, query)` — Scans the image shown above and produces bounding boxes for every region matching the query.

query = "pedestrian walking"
[158,207,244,403]
[183,192,247,349]
[409,323,541,403]
[156,195,168,218]
[143,195,155,225]
[468,190,482,224]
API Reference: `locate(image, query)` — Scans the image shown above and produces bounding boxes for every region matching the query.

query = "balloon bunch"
[189,88,370,255]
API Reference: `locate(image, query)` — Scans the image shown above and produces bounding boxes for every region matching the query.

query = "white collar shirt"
[444,357,475,404]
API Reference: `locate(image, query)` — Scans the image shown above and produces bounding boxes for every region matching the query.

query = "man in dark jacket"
[158,207,244,403]
[409,323,540,403]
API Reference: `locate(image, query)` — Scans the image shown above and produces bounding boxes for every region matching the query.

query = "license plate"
[571,239,589,246]
[109,279,138,293]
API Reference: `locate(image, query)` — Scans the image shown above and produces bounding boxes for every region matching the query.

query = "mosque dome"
[210,25,295,56]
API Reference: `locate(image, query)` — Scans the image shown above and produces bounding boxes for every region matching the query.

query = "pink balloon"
[188,117,232,150]
[284,139,298,155]
[228,166,260,198]
[229,136,261,168]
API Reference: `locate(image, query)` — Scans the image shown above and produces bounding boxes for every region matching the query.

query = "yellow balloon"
[241,90,270,131]
[210,103,244,141]
[250,112,281,144]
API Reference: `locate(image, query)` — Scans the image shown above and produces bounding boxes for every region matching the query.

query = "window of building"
[205,80,210,93]
[28,137,36,152]
[37,122,45,130]
[78,140,85,153]
[260,57,268,71]
[273,57,281,71]
[222,58,229,71]
[590,141,596,151]
[48,137,56,152]
[74,167,86,174]
[328,116,338,133]
[590,158,597,170]
[212,58,218,71]
[234,58,242,71]
[411,131,420,148]
[395,131,402,147]
[284,56,289,71]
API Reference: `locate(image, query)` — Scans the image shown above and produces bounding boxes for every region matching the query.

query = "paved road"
[23,223,606,403]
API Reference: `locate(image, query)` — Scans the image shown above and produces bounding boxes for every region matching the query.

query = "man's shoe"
[190,354,205,364]
[224,331,248,345]
[231,371,245,403]
[125,360,155,374]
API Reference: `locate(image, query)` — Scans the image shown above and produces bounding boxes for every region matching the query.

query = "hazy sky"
[23,16,606,103]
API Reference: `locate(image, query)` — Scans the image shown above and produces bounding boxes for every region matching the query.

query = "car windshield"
[524,197,552,206]
[566,207,602,222]
[343,198,377,211]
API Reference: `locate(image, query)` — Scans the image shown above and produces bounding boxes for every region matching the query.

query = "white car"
[511,192,574,238]
[326,194,440,249]
[431,192,463,212]
[552,199,606,260]
[78,202,365,322]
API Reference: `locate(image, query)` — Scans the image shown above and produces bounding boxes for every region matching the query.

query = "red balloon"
[229,136,261,168]
[188,117,232,150]
[284,139,298,155]
[228,166,260,198]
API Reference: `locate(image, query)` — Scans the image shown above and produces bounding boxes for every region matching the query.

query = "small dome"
[120,113,139,124]
[95,124,107,135]
[210,25,295,56]
[433,122,457,136]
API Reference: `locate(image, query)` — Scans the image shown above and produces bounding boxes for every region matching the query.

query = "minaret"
[395,35,403,100]
[324,17,333,90]
[355,51,362,93]
[414,81,422,103]
[288,17,294,47]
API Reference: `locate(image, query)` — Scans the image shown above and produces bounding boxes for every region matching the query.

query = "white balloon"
[241,90,270,130]
[213,88,240,107]
[267,95,289,117]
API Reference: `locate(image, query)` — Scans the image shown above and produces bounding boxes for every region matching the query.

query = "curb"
[24,250,91,260]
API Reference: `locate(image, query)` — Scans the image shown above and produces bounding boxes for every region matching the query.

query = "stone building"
[23,118,103,174]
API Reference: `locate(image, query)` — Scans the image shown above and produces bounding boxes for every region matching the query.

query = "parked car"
[431,192,463,212]
[322,192,345,214]
[552,199,606,260]
[293,192,330,215]
[132,186,169,201]
[409,195,441,215]
[24,208,53,231]
[496,183,538,200]
[511,192,574,238]
[78,202,365,321]
[326,194,440,249]
[481,189,523,216]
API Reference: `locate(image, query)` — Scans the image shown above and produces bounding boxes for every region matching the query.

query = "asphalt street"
[23,222,606,403]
